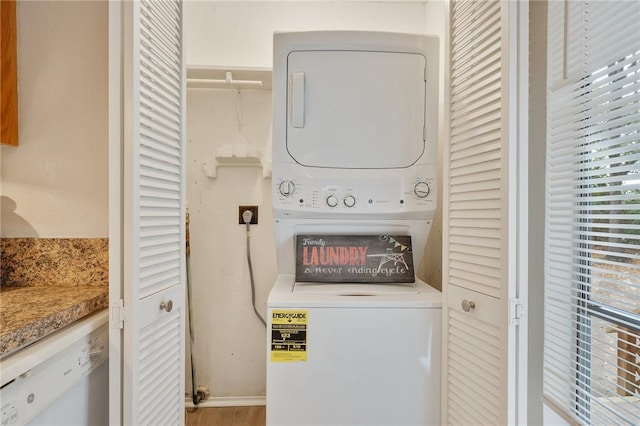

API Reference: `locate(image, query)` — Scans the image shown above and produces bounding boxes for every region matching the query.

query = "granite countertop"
[0,286,108,357]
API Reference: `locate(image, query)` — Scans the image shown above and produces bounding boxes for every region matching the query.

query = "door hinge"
[111,299,125,329]
[510,298,524,325]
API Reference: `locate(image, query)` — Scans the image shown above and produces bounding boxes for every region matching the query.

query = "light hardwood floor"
[185,406,266,426]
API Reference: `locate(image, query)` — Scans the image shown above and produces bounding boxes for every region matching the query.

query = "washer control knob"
[413,181,431,199]
[326,195,338,208]
[343,195,356,208]
[278,180,295,197]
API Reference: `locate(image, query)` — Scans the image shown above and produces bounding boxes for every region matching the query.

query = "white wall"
[0,0,108,238]
[186,87,274,398]
[528,1,547,424]
[184,0,437,400]
[420,0,445,290]
[185,0,427,68]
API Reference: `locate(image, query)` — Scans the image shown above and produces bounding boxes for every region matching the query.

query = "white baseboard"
[185,396,266,408]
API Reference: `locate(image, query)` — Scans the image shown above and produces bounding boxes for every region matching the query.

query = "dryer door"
[286,50,426,169]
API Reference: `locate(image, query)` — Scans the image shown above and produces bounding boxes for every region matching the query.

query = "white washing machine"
[267,31,441,426]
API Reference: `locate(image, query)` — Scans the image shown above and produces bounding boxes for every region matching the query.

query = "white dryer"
[267,31,441,426]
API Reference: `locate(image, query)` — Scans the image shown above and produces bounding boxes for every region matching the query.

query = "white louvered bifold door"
[123,1,186,425]
[444,1,524,424]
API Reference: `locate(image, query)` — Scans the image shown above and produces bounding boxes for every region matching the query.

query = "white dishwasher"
[0,310,108,426]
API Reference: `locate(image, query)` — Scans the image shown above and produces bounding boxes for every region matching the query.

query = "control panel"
[1,323,107,426]
[273,174,436,217]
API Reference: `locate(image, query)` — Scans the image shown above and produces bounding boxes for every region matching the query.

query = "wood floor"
[185,406,266,426]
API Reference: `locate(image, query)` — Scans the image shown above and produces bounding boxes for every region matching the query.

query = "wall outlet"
[238,206,258,224]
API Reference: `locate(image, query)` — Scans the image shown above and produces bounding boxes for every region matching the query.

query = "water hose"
[243,210,266,327]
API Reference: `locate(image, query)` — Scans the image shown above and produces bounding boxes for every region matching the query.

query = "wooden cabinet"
[1,0,18,146]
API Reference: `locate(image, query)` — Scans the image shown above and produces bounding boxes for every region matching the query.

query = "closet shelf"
[187,66,272,90]
[203,143,272,179]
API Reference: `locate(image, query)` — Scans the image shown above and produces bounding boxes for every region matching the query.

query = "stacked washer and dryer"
[266,31,441,426]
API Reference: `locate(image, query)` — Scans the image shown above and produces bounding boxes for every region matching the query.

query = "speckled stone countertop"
[0,286,108,357]
[0,238,109,357]
[1,238,108,287]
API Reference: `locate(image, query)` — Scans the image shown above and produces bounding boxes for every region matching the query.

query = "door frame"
[108,1,123,424]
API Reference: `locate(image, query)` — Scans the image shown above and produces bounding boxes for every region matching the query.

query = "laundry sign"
[295,235,415,283]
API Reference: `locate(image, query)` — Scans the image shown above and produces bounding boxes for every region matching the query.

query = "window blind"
[544,1,640,425]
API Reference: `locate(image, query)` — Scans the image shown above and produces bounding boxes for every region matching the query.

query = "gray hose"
[244,216,266,327]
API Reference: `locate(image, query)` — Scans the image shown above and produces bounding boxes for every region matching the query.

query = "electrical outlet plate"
[238,205,258,224]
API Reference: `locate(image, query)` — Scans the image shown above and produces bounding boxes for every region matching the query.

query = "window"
[544,1,640,425]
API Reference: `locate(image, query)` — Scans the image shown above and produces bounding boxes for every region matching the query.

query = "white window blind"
[544,1,640,425]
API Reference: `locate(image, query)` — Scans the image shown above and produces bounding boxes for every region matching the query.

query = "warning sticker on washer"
[270,310,308,362]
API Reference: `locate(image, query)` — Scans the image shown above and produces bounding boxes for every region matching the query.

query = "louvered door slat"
[140,130,181,156]
[450,240,500,257]
[451,50,501,91]
[451,87,501,120]
[140,30,180,70]
[451,79,501,118]
[450,258,500,278]
[450,180,500,197]
[451,1,499,45]
[452,147,501,169]
[452,30,501,77]
[450,118,501,144]
[450,349,501,390]
[140,105,181,136]
[451,249,501,266]
[140,225,180,241]
[139,160,181,179]
[139,71,180,108]
[449,365,501,410]
[451,114,501,142]
[450,274,500,298]
[451,51,501,94]
[451,103,502,132]
[451,137,502,160]
[451,159,501,185]
[140,83,180,118]
[450,189,501,205]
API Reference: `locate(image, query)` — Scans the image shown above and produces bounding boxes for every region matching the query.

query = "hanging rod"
[187,71,263,89]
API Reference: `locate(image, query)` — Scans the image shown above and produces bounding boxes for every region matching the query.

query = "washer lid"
[268,274,442,308]
[286,50,426,169]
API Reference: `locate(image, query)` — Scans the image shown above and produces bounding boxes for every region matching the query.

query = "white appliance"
[0,311,108,426]
[267,31,441,426]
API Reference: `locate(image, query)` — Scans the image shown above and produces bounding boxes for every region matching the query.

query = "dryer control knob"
[326,195,338,208]
[279,180,295,197]
[343,195,356,208]
[413,181,431,199]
